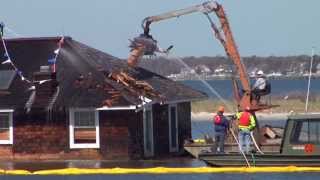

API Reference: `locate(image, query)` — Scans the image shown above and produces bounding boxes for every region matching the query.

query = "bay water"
[182,79,320,99]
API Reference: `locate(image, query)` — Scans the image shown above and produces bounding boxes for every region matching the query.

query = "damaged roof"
[0,37,207,110]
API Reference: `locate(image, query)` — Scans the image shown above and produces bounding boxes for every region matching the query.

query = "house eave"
[134,97,207,112]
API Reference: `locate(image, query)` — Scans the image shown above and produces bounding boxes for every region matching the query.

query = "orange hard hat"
[218,106,225,112]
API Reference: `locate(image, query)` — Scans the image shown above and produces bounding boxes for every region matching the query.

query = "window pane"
[145,110,152,151]
[170,107,177,148]
[74,128,96,144]
[290,120,320,144]
[308,122,319,143]
[74,111,95,127]
[0,113,9,129]
[0,113,9,140]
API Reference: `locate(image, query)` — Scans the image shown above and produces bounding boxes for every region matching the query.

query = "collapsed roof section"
[0,37,207,110]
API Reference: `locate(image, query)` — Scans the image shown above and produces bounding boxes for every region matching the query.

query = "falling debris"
[127,43,145,67]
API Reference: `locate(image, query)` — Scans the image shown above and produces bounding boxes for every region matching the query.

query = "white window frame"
[143,106,154,157]
[69,108,100,149]
[0,109,13,145]
[168,104,179,152]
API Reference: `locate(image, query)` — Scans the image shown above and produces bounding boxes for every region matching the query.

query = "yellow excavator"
[127,1,276,112]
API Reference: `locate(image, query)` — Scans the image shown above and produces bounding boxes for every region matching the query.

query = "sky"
[2,0,320,58]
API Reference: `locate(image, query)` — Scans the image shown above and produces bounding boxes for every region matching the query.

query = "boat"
[187,113,320,166]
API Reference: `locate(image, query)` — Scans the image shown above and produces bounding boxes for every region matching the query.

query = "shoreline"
[190,111,317,121]
[172,75,320,81]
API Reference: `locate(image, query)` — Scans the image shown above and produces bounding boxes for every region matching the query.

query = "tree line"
[136,55,320,76]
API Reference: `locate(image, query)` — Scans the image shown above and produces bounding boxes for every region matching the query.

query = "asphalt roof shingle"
[0,37,207,110]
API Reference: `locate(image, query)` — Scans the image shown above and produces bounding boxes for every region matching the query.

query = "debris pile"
[101,87,121,107]
[104,70,164,107]
[260,125,283,144]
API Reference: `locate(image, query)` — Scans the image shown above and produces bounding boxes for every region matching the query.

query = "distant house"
[316,63,320,74]
[0,37,206,160]
[195,65,211,74]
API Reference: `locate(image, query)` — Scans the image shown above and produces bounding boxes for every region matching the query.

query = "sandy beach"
[191,112,294,121]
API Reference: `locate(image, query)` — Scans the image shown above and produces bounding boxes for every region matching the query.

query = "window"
[168,104,179,152]
[143,106,154,157]
[290,120,320,144]
[0,110,13,144]
[69,109,99,149]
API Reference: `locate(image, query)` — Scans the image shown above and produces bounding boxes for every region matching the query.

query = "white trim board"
[0,109,14,113]
[96,106,136,111]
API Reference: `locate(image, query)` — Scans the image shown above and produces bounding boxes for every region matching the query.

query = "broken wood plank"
[120,72,135,81]
[261,126,277,139]
[135,81,154,90]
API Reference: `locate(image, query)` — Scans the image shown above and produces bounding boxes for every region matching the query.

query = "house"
[0,37,207,160]
[316,63,320,74]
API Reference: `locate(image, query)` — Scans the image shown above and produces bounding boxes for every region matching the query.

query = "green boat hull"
[199,153,320,167]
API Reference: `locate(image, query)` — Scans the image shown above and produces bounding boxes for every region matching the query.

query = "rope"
[0,31,32,83]
[251,153,256,167]
[250,131,264,154]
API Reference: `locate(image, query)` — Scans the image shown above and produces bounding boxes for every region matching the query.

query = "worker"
[213,106,229,153]
[236,106,256,154]
[252,70,270,102]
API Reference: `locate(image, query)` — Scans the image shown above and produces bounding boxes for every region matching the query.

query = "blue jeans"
[215,131,225,153]
[238,130,252,153]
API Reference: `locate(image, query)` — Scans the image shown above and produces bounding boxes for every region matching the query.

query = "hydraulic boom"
[128,1,274,111]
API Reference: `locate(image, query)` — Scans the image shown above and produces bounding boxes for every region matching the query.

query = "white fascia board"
[0,109,14,112]
[96,105,136,111]
[135,98,204,112]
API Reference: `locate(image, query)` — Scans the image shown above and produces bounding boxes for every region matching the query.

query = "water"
[165,56,233,111]
[191,117,287,139]
[182,79,320,100]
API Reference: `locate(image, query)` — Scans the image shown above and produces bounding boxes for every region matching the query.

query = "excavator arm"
[202,3,252,110]
[142,1,217,35]
[128,1,216,67]
[128,1,273,111]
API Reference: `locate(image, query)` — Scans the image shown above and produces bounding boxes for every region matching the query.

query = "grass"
[191,98,320,114]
